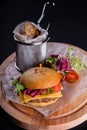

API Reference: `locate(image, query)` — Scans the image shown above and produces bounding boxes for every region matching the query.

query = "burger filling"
[12,78,62,97]
[12,78,63,104]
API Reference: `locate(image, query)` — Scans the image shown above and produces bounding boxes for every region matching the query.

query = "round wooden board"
[0,42,87,130]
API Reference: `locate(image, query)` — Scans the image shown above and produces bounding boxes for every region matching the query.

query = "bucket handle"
[37,2,55,27]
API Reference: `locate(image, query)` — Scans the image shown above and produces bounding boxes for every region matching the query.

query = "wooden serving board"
[0,42,87,130]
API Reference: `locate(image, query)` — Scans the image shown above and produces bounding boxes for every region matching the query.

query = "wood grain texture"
[0,42,87,130]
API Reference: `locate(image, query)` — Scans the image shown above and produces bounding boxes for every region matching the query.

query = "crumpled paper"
[13,21,48,45]
[0,43,87,117]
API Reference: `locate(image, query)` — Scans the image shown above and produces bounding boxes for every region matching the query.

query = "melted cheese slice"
[19,91,62,103]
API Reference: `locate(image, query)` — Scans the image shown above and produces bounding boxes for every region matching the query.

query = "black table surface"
[0,0,87,129]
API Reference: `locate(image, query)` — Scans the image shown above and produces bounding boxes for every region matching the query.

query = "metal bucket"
[15,41,47,72]
[14,2,55,72]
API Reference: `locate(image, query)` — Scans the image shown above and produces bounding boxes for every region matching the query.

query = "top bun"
[20,67,62,90]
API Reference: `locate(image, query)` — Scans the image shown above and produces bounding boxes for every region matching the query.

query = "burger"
[12,67,63,107]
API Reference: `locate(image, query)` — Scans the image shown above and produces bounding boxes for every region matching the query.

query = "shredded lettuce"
[46,88,55,94]
[67,47,87,71]
[46,55,58,70]
[12,78,25,92]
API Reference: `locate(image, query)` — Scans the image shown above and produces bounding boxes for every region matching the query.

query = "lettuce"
[12,78,25,92]
[67,47,87,72]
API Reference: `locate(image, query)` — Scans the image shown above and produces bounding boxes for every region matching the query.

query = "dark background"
[0,0,87,129]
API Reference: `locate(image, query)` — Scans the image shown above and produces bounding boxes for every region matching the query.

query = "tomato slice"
[53,83,62,92]
[65,70,79,83]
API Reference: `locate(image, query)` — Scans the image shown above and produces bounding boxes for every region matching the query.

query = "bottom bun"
[27,98,58,107]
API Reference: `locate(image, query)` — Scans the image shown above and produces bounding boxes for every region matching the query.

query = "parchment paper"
[13,21,48,45]
[0,43,87,117]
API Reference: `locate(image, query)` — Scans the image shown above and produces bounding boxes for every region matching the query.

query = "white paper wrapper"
[13,21,48,45]
[0,43,87,117]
